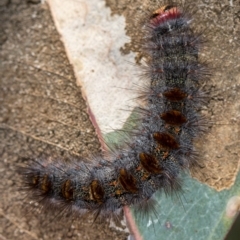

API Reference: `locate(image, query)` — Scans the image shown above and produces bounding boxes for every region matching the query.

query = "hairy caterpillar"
[19,2,208,225]
[0,0,239,240]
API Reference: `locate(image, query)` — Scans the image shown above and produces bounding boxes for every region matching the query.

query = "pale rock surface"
[47,0,143,134]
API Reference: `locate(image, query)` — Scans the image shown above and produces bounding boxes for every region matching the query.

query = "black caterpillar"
[20,4,208,222]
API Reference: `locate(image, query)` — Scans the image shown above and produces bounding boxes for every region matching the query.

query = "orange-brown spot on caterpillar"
[163,88,187,102]
[115,189,123,195]
[141,172,151,181]
[31,175,39,187]
[61,179,74,200]
[163,151,169,159]
[153,132,179,149]
[118,168,138,193]
[82,186,88,191]
[41,174,51,194]
[90,180,104,203]
[109,180,118,186]
[139,153,162,174]
[174,126,181,134]
[161,110,187,126]
[136,165,142,171]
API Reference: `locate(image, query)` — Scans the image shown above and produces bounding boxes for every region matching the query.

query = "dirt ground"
[0,0,240,240]
[0,1,128,239]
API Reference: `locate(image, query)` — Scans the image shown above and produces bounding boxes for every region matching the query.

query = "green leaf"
[103,108,239,240]
[133,172,240,240]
